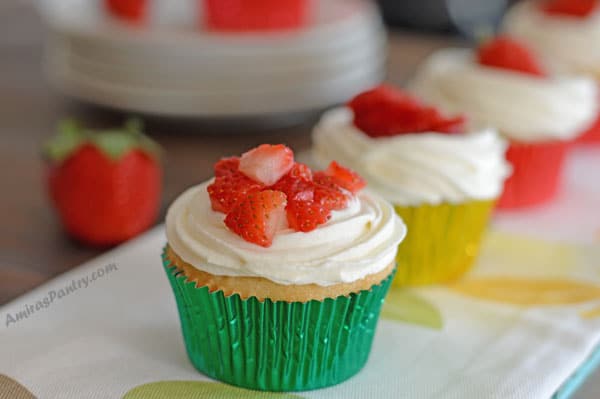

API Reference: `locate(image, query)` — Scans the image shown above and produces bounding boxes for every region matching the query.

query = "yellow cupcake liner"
[393,200,495,287]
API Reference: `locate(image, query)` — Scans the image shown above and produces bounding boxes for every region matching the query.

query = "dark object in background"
[377,0,515,35]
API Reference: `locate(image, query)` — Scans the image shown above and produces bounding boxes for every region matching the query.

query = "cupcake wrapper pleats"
[162,248,395,392]
[393,200,495,286]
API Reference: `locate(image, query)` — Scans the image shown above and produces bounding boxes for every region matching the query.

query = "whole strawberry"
[45,119,162,247]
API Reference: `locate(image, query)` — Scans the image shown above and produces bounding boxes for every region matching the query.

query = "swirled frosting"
[409,48,598,142]
[166,181,406,286]
[504,1,600,76]
[312,107,511,206]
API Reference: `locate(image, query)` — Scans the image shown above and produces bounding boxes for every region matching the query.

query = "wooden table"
[0,1,597,397]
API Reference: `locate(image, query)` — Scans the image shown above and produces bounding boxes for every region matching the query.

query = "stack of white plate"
[38,0,387,117]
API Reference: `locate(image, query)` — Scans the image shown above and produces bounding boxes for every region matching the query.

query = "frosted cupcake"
[164,144,405,391]
[504,0,600,144]
[312,85,510,286]
[409,36,598,208]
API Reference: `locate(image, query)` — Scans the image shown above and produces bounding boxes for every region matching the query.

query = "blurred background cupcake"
[312,85,511,286]
[503,0,600,144]
[409,36,598,209]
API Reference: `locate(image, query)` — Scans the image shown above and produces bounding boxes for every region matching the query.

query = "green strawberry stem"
[44,118,161,163]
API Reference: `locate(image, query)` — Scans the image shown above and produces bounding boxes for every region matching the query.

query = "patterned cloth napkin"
[1,148,599,399]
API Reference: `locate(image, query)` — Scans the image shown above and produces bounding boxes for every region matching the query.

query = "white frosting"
[312,107,511,206]
[504,1,600,75]
[166,181,406,286]
[409,48,598,142]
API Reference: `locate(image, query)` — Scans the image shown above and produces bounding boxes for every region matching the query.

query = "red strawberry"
[239,144,294,186]
[321,161,366,194]
[348,85,467,137]
[286,162,312,182]
[105,0,147,23]
[214,156,240,177]
[45,119,161,247]
[224,190,287,247]
[207,172,264,213]
[477,35,546,77]
[312,173,349,211]
[286,199,331,232]
[271,176,314,202]
[541,0,598,17]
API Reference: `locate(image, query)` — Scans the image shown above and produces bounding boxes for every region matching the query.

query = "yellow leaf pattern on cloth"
[581,306,600,320]
[122,381,304,399]
[450,278,600,306]
[381,288,443,329]
[0,374,36,399]
[474,231,577,278]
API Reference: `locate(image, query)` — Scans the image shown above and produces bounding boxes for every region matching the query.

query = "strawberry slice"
[224,190,287,247]
[313,173,350,211]
[214,156,240,177]
[286,199,332,232]
[541,0,598,17]
[286,162,312,182]
[239,144,294,186]
[348,85,467,137]
[477,35,546,77]
[207,171,264,213]
[321,161,366,194]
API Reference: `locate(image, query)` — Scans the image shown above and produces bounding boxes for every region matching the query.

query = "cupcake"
[312,85,510,286]
[503,0,600,144]
[163,144,405,391]
[409,36,598,209]
[203,0,311,31]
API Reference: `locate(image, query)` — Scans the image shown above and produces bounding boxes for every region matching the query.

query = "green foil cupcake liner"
[162,247,395,392]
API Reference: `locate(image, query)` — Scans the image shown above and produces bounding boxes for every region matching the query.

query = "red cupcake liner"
[497,140,570,209]
[105,0,147,23]
[575,111,600,145]
[203,0,310,32]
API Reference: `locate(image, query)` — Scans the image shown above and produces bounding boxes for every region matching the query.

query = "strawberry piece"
[286,199,331,232]
[348,85,467,137]
[214,156,240,177]
[207,171,264,214]
[105,0,147,22]
[224,190,287,247]
[313,173,349,211]
[239,144,294,186]
[541,0,598,17]
[477,35,546,77]
[322,161,366,194]
[286,162,312,182]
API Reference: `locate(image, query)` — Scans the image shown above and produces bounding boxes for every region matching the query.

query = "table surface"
[0,1,597,398]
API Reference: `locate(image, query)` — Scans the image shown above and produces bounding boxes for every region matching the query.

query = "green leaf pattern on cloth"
[381,288,443,330]
[122,381,304,399]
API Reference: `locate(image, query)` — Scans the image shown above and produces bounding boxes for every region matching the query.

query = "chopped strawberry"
[477,35,546,77]
[214,156,240,177]
[286,199,331,232]
[271,176,314,202]
[224,190,287,247]
[321,161,366,194]
[348,85,467,137]
[541,0,598,17]
[313,173,349,211]
[286,162,313,182]
[207,171,264,214]
[239,144,294,186]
